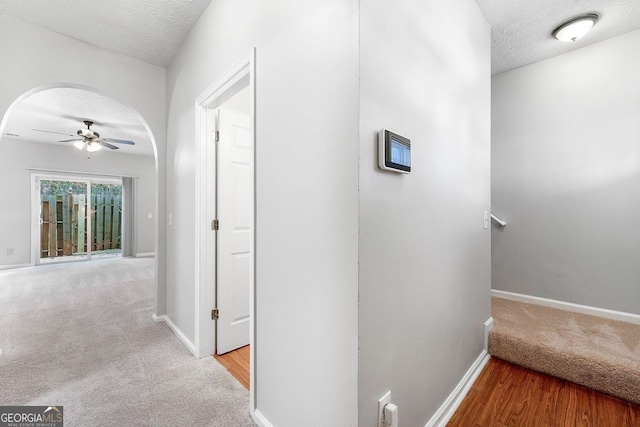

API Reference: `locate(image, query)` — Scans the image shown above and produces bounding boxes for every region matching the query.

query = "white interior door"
[216,107,251,355]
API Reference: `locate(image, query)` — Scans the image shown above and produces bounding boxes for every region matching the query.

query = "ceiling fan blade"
[103,138,135,145]
[33,129,75,137]
[59,138,84,143]
[98,141,119,150]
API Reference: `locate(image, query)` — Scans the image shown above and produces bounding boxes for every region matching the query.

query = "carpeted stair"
[488,296,640,405]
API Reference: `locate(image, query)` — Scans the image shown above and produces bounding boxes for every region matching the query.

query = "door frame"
[194,48,256,413]
[30,172,123,265]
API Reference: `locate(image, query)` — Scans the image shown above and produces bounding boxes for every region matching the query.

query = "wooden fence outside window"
[40,193,122,258]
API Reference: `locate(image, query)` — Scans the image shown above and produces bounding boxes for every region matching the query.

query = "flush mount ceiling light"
[552,14,599,42]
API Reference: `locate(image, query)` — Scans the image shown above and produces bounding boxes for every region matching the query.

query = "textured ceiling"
[0,0,212,66]
[4,0,639,75]
[475,0,640,74]
[3,88,154,156]
[2,1,638,82]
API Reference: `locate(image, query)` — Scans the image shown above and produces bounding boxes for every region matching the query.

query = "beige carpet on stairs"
[489,296,640,405]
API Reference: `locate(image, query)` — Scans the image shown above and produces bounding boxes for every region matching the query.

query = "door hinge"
[211,219,219,231]
[211,308,219,320]
[215,130,220,142]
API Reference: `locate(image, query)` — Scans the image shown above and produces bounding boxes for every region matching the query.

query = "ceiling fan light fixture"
[86,142,101,152]
[552,14,598,42]
[73,141,85,150]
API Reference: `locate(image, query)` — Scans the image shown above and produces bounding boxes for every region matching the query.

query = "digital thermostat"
[378,129,411,173]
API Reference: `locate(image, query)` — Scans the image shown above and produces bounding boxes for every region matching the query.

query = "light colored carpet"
[0,257,255,426]
[489,296,640,405]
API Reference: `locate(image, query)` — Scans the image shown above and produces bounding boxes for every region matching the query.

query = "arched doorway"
[0,84,160,308]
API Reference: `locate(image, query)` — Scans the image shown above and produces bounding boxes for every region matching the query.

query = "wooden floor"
[448,358,640,427]
[214,345,250,390]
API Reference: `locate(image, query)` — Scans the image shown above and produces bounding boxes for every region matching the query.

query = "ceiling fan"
[35,120,136,152]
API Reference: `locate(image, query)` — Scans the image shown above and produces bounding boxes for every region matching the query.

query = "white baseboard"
[492,290,640,325]
[0,263,32,271]
[135,252,155,258]
[425,350,490,427]
[151,313,197,356]
[253,409,274,427]
[484,317,494,351]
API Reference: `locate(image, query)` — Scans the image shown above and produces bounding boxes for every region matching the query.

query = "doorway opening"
[195,48,256,414]
[212,87,251,356]
[1,83,161,316]
[210,86,251,388]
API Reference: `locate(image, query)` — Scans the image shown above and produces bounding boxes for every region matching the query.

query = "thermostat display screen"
[390,138,411,168]
[378,129,411,173]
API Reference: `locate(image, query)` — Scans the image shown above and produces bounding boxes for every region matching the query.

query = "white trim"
[135,252,155,258]
[30,174,38,266]
[253,410,274,427]
[425,351,490,427]
[26,168,138,179]
[194,48,257,418]
[484,317,494,351]
[195,49,254,359]
[151,314,197,356]
[492,289,640,325]
[0,263,32,271]
[248,49,257,419]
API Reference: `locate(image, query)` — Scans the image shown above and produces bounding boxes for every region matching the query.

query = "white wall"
[492,29,640,315]
[358,1,491,425]
[0,16,167,312]
[165,1,359,425]
[0,138,155,265]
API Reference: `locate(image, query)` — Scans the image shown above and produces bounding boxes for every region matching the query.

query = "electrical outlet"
[6,248,14,256]
[148,213,153,219]
[378,391,391,427]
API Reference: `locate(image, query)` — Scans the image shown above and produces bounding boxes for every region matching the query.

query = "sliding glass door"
[36,176,123,265]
